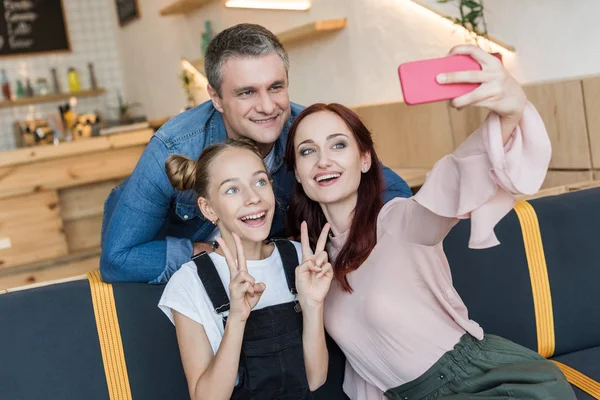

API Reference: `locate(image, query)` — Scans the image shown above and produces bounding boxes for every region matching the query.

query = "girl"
[158,138,334,400]
[285,45,576,400]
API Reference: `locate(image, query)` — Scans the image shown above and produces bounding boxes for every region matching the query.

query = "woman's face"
[293,111,370,205]
[199,147,275,243]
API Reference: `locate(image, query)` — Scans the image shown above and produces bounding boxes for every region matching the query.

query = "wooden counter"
[0,129,154,289]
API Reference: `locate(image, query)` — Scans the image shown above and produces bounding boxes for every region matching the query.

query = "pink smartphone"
[398,55,482,105]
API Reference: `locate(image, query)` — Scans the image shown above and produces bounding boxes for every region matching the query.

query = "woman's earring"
[296,177,301,183]
[362,167,368,173]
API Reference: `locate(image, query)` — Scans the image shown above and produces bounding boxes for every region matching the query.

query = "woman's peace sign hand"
[295,222,334,308]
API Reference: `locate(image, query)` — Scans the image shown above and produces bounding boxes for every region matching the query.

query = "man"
[100,23,411,284]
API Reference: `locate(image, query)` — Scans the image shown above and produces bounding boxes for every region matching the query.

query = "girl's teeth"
[242,212,265,221]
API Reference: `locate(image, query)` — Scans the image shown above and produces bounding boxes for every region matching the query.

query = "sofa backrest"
[0,272,347,399]
[445,187,600,358]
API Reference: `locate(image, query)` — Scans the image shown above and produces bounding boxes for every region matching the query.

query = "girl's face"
[293,111,370,205]
[199,148,275,243]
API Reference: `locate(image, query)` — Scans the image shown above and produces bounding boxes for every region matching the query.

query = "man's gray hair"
[204,23,289,97]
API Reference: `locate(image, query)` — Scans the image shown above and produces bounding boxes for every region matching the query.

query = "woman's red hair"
[285,103,384,292]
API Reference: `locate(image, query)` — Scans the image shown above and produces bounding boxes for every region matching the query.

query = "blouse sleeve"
[379,101,551,249]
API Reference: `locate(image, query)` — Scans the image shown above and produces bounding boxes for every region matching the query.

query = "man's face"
[209,54,291,155]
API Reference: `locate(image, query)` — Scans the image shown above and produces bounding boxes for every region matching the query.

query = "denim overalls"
[193,239,312,400]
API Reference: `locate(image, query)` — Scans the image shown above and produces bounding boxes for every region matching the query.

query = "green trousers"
[384,334,576,400]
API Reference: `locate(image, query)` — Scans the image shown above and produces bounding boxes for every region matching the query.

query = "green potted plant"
[436,0,501,60]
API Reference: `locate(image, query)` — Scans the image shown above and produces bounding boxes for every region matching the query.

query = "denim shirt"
[100,100,412,284]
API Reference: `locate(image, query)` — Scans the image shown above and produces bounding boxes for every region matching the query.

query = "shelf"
[0,89,106,109]
[277,18,347,46]
[188,18,348,71]
[159,0,217,16]
[409,0,515,52]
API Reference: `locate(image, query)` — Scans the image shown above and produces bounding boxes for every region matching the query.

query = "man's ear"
[207,84,223,113]
[198,196,218,224]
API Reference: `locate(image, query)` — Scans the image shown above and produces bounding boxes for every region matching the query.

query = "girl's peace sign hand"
[216,233,266,323]
[295,222,334,307]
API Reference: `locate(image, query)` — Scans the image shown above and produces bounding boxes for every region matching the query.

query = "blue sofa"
[1,188,599,399]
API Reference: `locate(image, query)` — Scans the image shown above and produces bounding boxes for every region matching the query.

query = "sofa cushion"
[533,188,600,356]
[445,188,600,358]
[0,278,189,400]
[0,274,348,399]
[552,346,600,400]
[444,209,538,351]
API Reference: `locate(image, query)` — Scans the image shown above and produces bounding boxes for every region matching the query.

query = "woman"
[158,138,334,399]
[285,45,576,399]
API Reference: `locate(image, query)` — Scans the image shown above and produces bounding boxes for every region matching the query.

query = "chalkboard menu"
[0,0,70,57]
[115,0,140,27]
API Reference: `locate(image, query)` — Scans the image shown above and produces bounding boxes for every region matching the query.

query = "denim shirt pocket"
[174,201,201,222]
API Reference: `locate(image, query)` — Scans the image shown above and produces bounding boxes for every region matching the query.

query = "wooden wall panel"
[0,146,144,200]
[59,179,121,221]
[63,215,103,253]
[524,80,591,169]
[0,191,68,269]
[449,106,489,148]
[0,256,97,291]
[353,101,454,168]
[582,77,600,168]
[542,170,593,189]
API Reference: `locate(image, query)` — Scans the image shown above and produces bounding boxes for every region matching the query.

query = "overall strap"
[192,252,230,314]
[272,239,299,295]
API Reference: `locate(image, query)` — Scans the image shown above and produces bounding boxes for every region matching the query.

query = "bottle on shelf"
[51,68,62,93]
[25,78,35,97]
[16,80,26,98]
[67,67,80,92]
[1,69,12,100]
[88,63,98,90]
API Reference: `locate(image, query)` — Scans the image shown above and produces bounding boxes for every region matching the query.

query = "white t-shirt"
[158,241,303,355]
[204,146,277,242]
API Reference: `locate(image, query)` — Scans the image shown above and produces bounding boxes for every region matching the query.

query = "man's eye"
[239,91,252,97]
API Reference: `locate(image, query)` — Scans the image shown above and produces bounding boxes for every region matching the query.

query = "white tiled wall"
[0,0,125,151]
